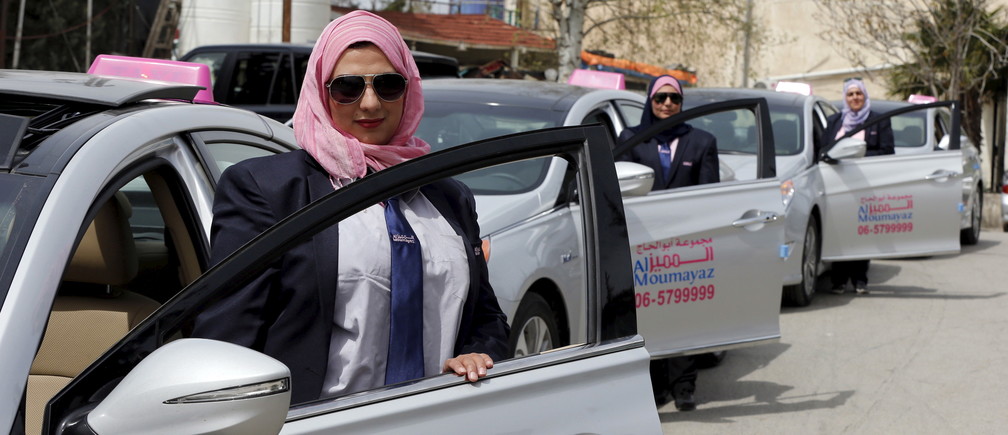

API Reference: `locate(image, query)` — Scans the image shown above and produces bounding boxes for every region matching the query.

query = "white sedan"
[420,79,786,363]
[686,88,964,306]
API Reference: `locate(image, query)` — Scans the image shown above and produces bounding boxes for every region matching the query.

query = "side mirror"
[937,134,970,151]
[825,137,867,162]
[615,161,654,196]
[718,160,736,182]
[84,339,291,435]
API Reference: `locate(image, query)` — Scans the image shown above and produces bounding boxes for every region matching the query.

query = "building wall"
[176,0,330,55]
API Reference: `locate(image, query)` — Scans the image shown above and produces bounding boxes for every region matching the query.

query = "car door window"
[191,131,297,182]
[228,52,283,105]
[616,100,644,130]
[44,125,650,433]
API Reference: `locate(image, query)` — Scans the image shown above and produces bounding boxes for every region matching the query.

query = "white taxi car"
[5,60,666,434]
[685,88,964,306]
[420,79,786,364]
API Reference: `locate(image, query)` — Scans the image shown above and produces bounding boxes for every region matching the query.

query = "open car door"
[612,99,784,358]
[819,101,962,260]
[44,126,660,434]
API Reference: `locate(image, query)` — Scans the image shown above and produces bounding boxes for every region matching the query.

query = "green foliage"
[886,0,1008,146]
[3,0,147,72]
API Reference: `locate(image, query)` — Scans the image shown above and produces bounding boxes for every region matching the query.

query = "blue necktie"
[383,197,424,384]
[658,143,672,183]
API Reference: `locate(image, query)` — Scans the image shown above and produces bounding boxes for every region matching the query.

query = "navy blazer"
[193,150,510,404]
[617,127,720,190]
[823,111,895,157]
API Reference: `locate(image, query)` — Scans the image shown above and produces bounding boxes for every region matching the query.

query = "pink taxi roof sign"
[774,81,812,96]
[907,94,937,104]
[87,54,215,104]
[567,69,626,90]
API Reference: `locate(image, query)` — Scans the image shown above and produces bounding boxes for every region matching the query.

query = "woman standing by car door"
[616,74,720,412]
[821,78,895,295]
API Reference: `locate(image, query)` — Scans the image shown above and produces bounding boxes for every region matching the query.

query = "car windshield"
[417,100,566,195]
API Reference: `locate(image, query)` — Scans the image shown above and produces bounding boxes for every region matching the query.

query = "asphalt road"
[660,229,1008,434]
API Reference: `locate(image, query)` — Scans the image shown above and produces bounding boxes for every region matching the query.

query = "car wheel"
[960,188,982,245]
[784,216,819,307]
[508,293,559,358]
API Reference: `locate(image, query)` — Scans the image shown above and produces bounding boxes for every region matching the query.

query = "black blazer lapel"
[307,169,339,331]
[666,135,688,188]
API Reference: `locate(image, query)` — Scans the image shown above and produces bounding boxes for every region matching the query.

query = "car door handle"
[732,211,781,227]
[925,170,960,181]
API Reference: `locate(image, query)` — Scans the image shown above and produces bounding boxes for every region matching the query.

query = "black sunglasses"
[325,73,408,105]
[652,92,683,105]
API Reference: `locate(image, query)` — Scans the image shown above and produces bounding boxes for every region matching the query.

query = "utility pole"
[741,0,753,88]
[282,0,291,43]
[12,0,25,69]
[86,0,93,66]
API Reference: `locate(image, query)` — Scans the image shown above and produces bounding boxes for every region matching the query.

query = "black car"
[179,43,460,121]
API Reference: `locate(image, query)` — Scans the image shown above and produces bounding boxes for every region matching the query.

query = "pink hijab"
[293,10,429,180]
[649,75,683,98]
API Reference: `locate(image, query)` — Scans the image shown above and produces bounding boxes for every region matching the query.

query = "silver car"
[1,67,664,433]
[685,88,964,306]
[419,79,787,362]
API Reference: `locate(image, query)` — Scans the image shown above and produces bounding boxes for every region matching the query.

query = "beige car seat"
[25,192,160,435]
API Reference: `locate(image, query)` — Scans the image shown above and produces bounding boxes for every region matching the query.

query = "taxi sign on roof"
[87,54,215,104]
[773,81,812,96]
[568,69,626,90]
[908,94,937,104]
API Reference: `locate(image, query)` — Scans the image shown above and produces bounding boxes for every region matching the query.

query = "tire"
[960,188,981,245]
[783,216,820,307]
[508,293,560,358]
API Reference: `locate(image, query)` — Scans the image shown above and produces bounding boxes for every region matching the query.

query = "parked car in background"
[418,78,787,364]
[3,58,668,434]
[179,43,459,122]
[871,99,983,245]
[685,88,964,306]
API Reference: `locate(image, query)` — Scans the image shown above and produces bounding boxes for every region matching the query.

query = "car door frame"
[43,125,658,434]
[819,100,963,260]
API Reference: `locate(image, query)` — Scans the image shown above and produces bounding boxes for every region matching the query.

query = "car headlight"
[780,179,795,208]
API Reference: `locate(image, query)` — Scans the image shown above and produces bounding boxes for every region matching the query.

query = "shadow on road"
[657,342,855,423]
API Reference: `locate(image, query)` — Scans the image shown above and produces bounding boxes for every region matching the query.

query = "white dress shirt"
[321,190,469,398]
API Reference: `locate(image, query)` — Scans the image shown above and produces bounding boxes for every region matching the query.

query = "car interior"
[26,192,160,435]
[26,167,206,434]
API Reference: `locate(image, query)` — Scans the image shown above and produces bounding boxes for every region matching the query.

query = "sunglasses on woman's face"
[325,73,408,105]
[652,92,683,105]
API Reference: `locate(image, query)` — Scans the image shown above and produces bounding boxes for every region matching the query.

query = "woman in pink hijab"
[194,10,509,405]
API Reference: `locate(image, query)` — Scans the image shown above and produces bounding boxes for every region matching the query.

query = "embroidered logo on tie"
[391,234,416,244]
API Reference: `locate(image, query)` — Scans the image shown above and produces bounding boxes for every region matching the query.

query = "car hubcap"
[514,316,553,357]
